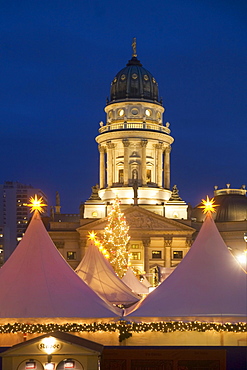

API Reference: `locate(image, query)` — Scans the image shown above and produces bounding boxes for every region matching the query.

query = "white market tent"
[126,212,247,321]
[0,210,121,319]
[141,276,152,288]
[122,268,149,294]
[75,241,140,306]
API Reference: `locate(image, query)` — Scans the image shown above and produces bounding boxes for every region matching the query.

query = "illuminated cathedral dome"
[192,185,247,222]
[109,56,160,104]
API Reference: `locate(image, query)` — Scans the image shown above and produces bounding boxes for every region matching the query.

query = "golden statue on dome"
[132,37,137,57]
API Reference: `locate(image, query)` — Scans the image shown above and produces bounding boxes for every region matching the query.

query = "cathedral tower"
[85,40,187,219]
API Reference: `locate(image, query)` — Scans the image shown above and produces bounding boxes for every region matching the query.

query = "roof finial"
[132,37,137,57]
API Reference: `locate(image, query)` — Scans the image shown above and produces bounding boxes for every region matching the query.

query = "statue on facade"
[132,37,137,57]
[89,184,101,200]
[55,191,61,214]
[56,191,60,206]
[169,185,182,201]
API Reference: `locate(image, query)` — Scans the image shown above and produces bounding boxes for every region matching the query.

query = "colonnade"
[98,140,171,190]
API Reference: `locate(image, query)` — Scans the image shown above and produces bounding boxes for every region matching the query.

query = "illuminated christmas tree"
[101,197,130,278]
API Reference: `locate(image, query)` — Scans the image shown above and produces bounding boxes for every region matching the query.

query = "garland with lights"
[88,231,110,259]
[0,321,246,342]
[8,197,245,342]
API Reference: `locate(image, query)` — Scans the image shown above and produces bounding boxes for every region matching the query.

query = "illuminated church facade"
[84,39,187,220]
[49,42,247,281]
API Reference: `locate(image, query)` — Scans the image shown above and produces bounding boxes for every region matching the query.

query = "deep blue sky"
[1,0,246,213]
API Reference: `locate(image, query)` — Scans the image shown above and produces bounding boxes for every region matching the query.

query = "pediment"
[78,206,195,233]
[1,331,103,356]
[124,207,194,231]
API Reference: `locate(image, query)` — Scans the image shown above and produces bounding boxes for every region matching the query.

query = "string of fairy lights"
[4,196,244,343]
[88,231,110,259]
[0,322,246,342]
[101,196,130,278]
[88,196,131,278]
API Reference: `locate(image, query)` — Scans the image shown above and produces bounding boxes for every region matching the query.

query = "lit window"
[131,244,140,249]
[91,211,98,217]
[118,108,124,117]
[152,250,162,259]
[67,251,76,260]
[145,109,152,117]
[131,252,141,260]
[173,251,183,259]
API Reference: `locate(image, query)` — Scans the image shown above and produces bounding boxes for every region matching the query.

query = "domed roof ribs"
[109,42,160,104]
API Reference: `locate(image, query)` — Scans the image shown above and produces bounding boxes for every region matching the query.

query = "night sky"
[1,0,246,213]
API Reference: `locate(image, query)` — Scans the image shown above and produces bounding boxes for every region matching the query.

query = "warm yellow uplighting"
[27,195,47,213]
[199,196,218,214]
[88,231,110,259]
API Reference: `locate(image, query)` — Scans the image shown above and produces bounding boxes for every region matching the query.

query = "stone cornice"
[96,130,174,145]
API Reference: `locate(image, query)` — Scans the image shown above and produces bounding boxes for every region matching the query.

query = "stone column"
[142,238,151,275]
[186,239,192,254]
[164,145,171,189]
[122,139,130,186]
[98,145,105,189]
[141,139,148,186]
[106,141,114,187]
[164,239,172,267]
[156,142,163,187]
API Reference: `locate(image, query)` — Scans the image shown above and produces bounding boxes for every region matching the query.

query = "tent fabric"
[158,267,175,282]
[75,241,140,305]
[126,212,247,320]
[122,268,149,294]
[141,276,152,288]
[0,211,121,319]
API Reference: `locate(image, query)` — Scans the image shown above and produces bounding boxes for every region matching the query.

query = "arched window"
[57,358,84,369]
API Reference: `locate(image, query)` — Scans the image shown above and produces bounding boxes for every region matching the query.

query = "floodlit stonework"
[48,50,247,282]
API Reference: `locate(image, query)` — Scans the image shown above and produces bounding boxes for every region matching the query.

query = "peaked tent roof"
[126,212,247,320]
[75,241,140,305]
[0,211,120,319]
[122,268,149,294]
[141,276,152,288]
